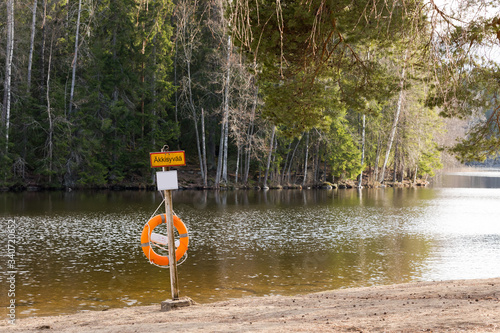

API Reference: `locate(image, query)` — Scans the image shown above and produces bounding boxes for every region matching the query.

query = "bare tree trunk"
[380,87,404,183]
[2,0,15,153]
[313,139,320,185]
[235,144,241,184]
[323,150,327,182]
[221,35,231,184]
[287,137,301,184]
[40,0,47,98]
[139,2,149,140]
[263,125,276,188]
[176,0,206,182]
[399,143,405,183]
[112,26,118,102]
[243,87,257,185]
[46,32,55,183]
[272,134,279,183]
[201,107,208,187]
[174,24,179,144]
[302,132,310,186]
[281,141,292,184]
[221,115,229,184]
[393,142,398,182]
[27,0,38,93]
[379,54,407,183]
[374,132,382,182]
[111,25,119,168]
[186,60,205,183]
[215,121,224,187]
[243,121,253,185]
[151,37,157,149]
[358,114,366,188]
[68,0,82,115]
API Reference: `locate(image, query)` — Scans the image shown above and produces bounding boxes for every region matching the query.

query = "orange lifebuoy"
[141,214,189,266]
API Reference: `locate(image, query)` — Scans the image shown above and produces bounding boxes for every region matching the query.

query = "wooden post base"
[160,297,194,312]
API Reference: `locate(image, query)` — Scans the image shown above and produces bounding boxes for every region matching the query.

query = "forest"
[1,0,499,190]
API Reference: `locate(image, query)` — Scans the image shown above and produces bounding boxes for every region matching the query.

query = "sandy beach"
[3,278,499,332]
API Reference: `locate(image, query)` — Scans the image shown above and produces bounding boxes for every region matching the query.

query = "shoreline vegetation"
[0,167,430,192]
[3,278,499,332]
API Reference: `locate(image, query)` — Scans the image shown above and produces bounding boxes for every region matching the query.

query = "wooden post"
[163,171,180,300]
[160,143,179,300]
[160,181,192,310]
[153,146,192,311]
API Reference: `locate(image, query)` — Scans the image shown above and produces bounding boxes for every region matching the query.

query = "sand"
[2,278,499,332]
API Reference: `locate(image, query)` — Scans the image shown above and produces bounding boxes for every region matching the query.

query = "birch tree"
[358,114,366,188]
[175,0,207,184]
[220,35,231,185]
[2,0,15,153]
[302,131,310,186]
[45,31,55,183]
[68,0,82,115]
[201,107,208,187]
[27,0,38,93]
[243,87,258,185]
[379,52,408,183]
[263,125,275,189]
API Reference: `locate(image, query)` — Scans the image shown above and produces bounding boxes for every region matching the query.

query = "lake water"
[1,170,500,318]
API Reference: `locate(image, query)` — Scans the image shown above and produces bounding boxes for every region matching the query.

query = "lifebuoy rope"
[149,197,166,221]
[157,190,180,217]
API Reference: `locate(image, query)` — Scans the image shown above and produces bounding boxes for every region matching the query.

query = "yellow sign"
[150,151,186,168]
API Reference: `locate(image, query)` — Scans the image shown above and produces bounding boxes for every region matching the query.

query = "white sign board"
[156,170,179,191]
[151,232,168,245]
[151,233,180,248]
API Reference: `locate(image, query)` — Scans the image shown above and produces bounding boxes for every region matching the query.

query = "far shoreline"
[0,177,429,193]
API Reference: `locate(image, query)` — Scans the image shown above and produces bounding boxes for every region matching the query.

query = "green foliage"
[262,74,343,136]
[450,107,500,163]
[426,51,500,162]
[325,117,363,179]
[418,145,443,178]
[235,0,418,136]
